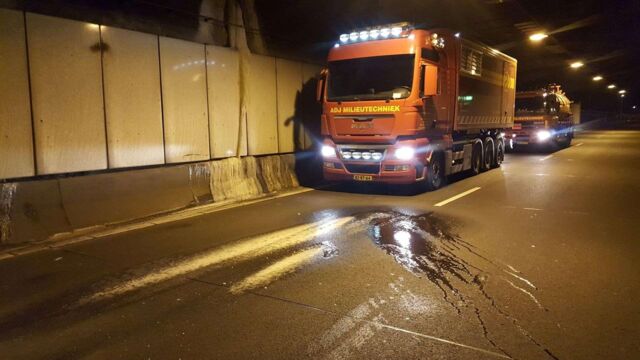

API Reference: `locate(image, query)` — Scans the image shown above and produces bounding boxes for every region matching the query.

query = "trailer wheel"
[482,138,494,171]
[471,142,482,175]
[425,153,446,191]
[493,138,504,167]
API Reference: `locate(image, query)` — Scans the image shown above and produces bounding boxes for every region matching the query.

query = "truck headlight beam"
[321,145,336,158]
[395,147,415,160]
[536,130,552,141]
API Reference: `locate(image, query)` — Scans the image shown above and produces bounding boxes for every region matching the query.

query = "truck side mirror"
[423,65,438,97]
[316,68,328,102]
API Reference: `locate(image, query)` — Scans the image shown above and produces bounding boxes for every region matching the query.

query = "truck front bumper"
[321,140,428,185]
[323,161,424,184]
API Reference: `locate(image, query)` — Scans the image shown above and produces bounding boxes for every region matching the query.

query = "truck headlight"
[321,145,336,158]
[395,146,415,160]
[536,130,552,141]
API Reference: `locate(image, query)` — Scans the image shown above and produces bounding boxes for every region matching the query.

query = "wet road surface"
[1,130,639,359]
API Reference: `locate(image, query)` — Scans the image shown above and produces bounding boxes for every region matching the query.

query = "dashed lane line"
[434,187,482,207]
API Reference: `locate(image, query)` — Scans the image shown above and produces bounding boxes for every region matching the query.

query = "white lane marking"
[539,154,554,161]
[575,142,584,147]
[534,173,549,176]
[434,187,481,207]
[523,207,543,211]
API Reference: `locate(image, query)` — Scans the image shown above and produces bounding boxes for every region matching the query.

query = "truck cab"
[507,85,574,149]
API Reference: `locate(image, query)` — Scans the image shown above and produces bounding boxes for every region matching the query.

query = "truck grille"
[344,164,380,175]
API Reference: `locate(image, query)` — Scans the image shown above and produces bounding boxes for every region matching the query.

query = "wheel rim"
[497,142,504,163]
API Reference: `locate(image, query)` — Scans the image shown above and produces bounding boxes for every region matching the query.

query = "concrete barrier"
[1,180,72,245]
[210,157,263,202]
[257,154,299,193]
[0,153,306,246]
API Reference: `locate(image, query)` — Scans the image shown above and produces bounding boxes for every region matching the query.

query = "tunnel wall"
[0,153,300,245]
[0,7,321,180]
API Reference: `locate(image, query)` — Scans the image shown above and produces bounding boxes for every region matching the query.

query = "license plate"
[353,175,373,181]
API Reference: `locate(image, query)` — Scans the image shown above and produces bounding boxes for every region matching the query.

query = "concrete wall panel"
[276,59,302,153]
[27,13,107,175]
[247,55,278,155]
[102,26,164,168]
[0,9,34,179]
[159,37,210,163]
[206,46,246,157]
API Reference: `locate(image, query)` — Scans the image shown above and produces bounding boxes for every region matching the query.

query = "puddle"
[362,210,559,360]
[369,212,474,295]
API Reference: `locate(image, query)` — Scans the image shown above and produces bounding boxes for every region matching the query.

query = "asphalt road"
[1,129,639,359]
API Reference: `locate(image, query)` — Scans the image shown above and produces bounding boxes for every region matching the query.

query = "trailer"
[317,23,517,190]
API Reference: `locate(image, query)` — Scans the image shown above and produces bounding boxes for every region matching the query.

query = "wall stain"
[0,183,17,244]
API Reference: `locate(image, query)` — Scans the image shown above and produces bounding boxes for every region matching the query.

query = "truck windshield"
[515,96,546,112]
[327,54,414,101]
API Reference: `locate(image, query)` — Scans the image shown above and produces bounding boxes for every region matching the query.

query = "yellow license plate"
[353,175,373,181]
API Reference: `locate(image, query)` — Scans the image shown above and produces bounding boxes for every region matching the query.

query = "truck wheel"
[493,138,504,167]
[426,153,446,191]
[482,138,494,171]
[471,142,482,175]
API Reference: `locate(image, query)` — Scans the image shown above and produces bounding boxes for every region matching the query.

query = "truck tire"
[471,142,482,175]
[482,138,494,171]
[425,153,446,191]
[493,138,504,167]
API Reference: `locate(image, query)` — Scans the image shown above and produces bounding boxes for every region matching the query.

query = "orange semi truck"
[317,23,517,190]
[506,84,574,149]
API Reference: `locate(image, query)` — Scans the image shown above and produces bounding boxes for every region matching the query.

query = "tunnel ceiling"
[254,0,639,112]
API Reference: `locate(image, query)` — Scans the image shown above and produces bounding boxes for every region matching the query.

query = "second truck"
[317,23,517,190]
[506,84,575,150]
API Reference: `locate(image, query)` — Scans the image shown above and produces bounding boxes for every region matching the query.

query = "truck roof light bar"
[339,22,413,44]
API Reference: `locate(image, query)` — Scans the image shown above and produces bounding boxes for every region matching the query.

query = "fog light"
[352,152,362,160]
[321,145,336,157]
[324,162,335,168]
[341,151,351,159]
[371,152,382,161]
[362,152,372,160]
